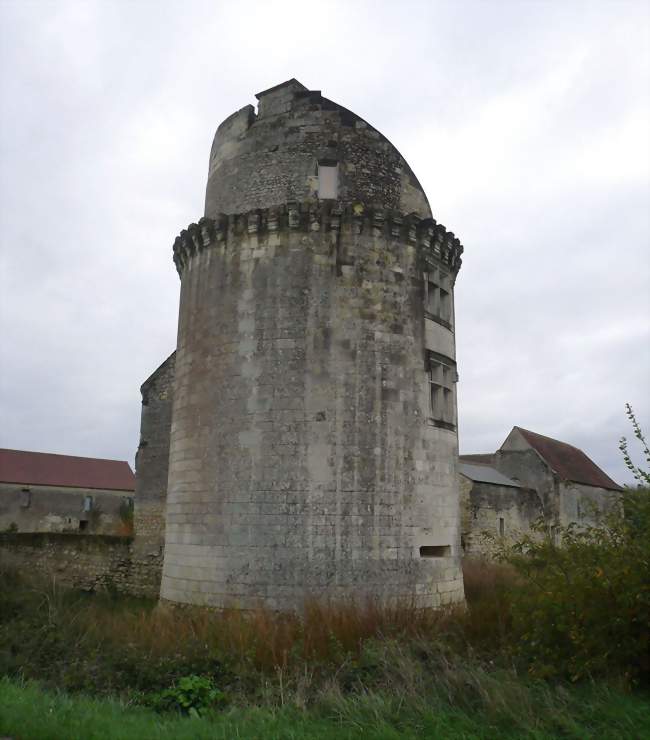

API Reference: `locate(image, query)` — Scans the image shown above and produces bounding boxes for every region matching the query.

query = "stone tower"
[160,79,465,609]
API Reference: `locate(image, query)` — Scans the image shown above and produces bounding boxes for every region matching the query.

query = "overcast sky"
[0,0,648,485]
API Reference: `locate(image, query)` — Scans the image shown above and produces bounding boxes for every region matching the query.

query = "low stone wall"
[0,532,162,598]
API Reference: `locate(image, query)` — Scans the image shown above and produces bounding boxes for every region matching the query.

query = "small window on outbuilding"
[499,517,505,537]
[20,488,31,508]
[551,524,560,545]
[317,161,338,200]
[83,495,93,512]
[79,520,88,532]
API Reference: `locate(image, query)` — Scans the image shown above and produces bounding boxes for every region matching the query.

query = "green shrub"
[147,675,226,716]
[497,488,650,684]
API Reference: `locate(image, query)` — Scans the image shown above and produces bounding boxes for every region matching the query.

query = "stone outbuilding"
[459,460,541,555]
[460,426,622,555]
[0,448,135,534]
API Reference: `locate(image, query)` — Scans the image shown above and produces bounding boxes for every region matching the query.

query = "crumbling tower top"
[205,79,432,219]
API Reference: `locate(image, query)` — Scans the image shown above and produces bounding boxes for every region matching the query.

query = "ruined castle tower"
[158,79,465,609]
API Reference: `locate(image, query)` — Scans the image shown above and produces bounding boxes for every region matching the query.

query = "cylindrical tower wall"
[161,204,464,609]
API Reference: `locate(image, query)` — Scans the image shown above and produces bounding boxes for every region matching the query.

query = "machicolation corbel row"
[172,204,463,277]
[133,79,467,610]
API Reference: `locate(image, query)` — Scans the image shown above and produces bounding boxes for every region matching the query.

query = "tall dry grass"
[68,558,517,672]
[78,597,452,671]
[458,558,516,648]
[0,559,523,707]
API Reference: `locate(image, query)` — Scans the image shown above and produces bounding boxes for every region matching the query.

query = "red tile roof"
[0,449,135,492]
[514,428,622,491]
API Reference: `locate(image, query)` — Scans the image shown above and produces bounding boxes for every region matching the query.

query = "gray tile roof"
[459,462,520,488]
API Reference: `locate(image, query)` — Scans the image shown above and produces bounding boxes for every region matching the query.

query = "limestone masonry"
[0,82,623,606]
[139,79,465,609]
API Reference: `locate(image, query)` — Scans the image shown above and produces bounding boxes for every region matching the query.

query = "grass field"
[2,676,649,740]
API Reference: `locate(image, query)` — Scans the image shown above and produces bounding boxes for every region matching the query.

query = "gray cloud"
[1,0,648,485]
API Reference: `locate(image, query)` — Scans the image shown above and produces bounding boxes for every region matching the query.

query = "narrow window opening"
[440,288,450,322]
[551,525,560,545]
[419,545,451,558]
[317,163,338,200]
[20,488,31,508]
[499,517,505,536]
[83,495,93,512]
[427,279,440,316]
[79,520,88,532]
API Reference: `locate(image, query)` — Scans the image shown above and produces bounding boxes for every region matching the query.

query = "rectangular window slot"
[499,517,505,536]
[419,545,450,558]
[317,163,338,199]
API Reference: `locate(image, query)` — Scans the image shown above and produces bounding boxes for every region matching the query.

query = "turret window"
[428,353,457,430]
[425,267,452,326]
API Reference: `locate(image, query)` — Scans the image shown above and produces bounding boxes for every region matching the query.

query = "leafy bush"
[147,675,226,716]
[497,488,650,684]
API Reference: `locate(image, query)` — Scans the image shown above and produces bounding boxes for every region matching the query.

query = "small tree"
[619,403,650,486]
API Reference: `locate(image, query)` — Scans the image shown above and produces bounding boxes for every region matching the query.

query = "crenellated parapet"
[172,202,463,277]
